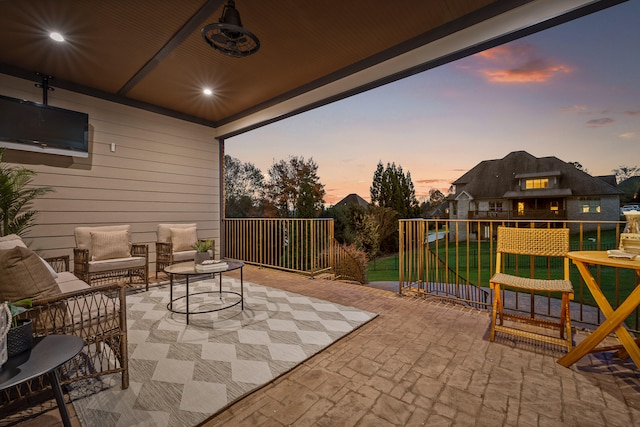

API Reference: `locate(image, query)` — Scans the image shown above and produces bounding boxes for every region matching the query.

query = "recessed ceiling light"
[49,32,65,42]
[203,88,213,96]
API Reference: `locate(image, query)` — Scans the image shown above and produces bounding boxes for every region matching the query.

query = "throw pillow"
[0,234,58,279]
[91,230,131,261]
[0,246,61,302]
[170,227,197,252]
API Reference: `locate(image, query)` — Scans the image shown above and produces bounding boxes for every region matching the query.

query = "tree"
[353,211,380,259]
[428,189,445,206]
[370,162,384,205]
[322,203,368,245]
[368,205,399,254]
[264,156,325,218]
[224,155,265,217]
[0,148,53,236]
[569,161,589,174]
[369,161,419,218]
[613,165,640,183]
[369,162,419,253]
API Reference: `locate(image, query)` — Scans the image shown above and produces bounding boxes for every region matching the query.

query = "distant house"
[618,176,640,204]
[427,201,449,219]
[449,151,623,239]
[335,193,369,208]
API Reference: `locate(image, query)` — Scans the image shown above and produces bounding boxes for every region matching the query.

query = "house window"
[550,201,559,211]
[580,199,601,213]
[489,201,503,212]
[525,178,549,189]
[517,202,525,216]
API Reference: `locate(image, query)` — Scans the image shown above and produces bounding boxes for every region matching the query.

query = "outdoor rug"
[69,276,377,426]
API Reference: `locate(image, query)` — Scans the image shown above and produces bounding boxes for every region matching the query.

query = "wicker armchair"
[74,225,149,290]
[155,223,213,277]
[489,226,574,351]
[0,255,128,417]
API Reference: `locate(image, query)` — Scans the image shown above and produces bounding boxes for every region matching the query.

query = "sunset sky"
[226,1,639,206]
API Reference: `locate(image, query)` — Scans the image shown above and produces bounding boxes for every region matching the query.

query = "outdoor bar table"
[557,251,640,368]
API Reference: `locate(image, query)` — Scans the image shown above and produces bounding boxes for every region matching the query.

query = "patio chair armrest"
[131,243,148,258]
[43,255,70,273]
[73,247,90,277]
[156,241,173,264]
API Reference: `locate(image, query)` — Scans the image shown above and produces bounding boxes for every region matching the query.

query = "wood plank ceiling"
[0,0,626,137]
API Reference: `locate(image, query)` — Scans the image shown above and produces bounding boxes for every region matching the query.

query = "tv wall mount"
[35,72,54,105]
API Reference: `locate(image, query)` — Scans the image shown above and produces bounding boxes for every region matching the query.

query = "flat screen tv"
[0,94,89,158]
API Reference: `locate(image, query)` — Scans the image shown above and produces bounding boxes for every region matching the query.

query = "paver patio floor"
[14,265,640,426]
[202,266,640,426]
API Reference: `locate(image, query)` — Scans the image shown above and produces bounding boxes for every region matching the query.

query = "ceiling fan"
[201,0,260,58]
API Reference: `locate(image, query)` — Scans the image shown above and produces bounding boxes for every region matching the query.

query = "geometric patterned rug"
[69,276,377,426]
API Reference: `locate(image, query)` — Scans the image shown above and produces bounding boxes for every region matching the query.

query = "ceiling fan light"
[201,0,260,58]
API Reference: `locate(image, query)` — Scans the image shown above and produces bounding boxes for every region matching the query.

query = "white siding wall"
[0,74,221,269]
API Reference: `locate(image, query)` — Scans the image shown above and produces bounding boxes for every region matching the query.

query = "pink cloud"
[472,43,571,83]
[415,178,443,184]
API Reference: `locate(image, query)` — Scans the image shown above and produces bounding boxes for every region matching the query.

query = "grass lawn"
[368,254,399,282]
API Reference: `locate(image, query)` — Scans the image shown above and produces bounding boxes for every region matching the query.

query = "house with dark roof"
[449,151,623,238]
[335,193,369,208]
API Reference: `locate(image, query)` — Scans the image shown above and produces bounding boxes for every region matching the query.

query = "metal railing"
[224,218,367,283]
[399,219,639,333]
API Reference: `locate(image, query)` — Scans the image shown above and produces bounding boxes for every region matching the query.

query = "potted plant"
[194,239,213,265]
[0,148,53,237]
[0,298,33,364]
[0,302,9,367]
[6,298,33,357]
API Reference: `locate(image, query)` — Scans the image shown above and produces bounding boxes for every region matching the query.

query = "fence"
[224,218,366,283]
[399,219,638,333]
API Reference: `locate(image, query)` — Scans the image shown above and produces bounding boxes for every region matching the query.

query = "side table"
[0,334,84,427]
[558,251,640,368]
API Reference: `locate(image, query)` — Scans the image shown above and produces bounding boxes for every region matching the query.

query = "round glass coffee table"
[164,260,244,324]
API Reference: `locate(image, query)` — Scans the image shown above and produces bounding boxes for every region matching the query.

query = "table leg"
[185,276,190,325]
[169,273,174,310]
[241,267,244,310]
[49,368,72,427]
[558,261,640,367]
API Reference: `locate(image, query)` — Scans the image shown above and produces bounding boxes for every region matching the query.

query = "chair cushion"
[91,230,131,261]
[157,223,197,243]
[88,256,147,273]
[55,272,91,293]
[170,227,197,252]
[0,246,61,302]
[491,273,573,293]
[173,250,197,262]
